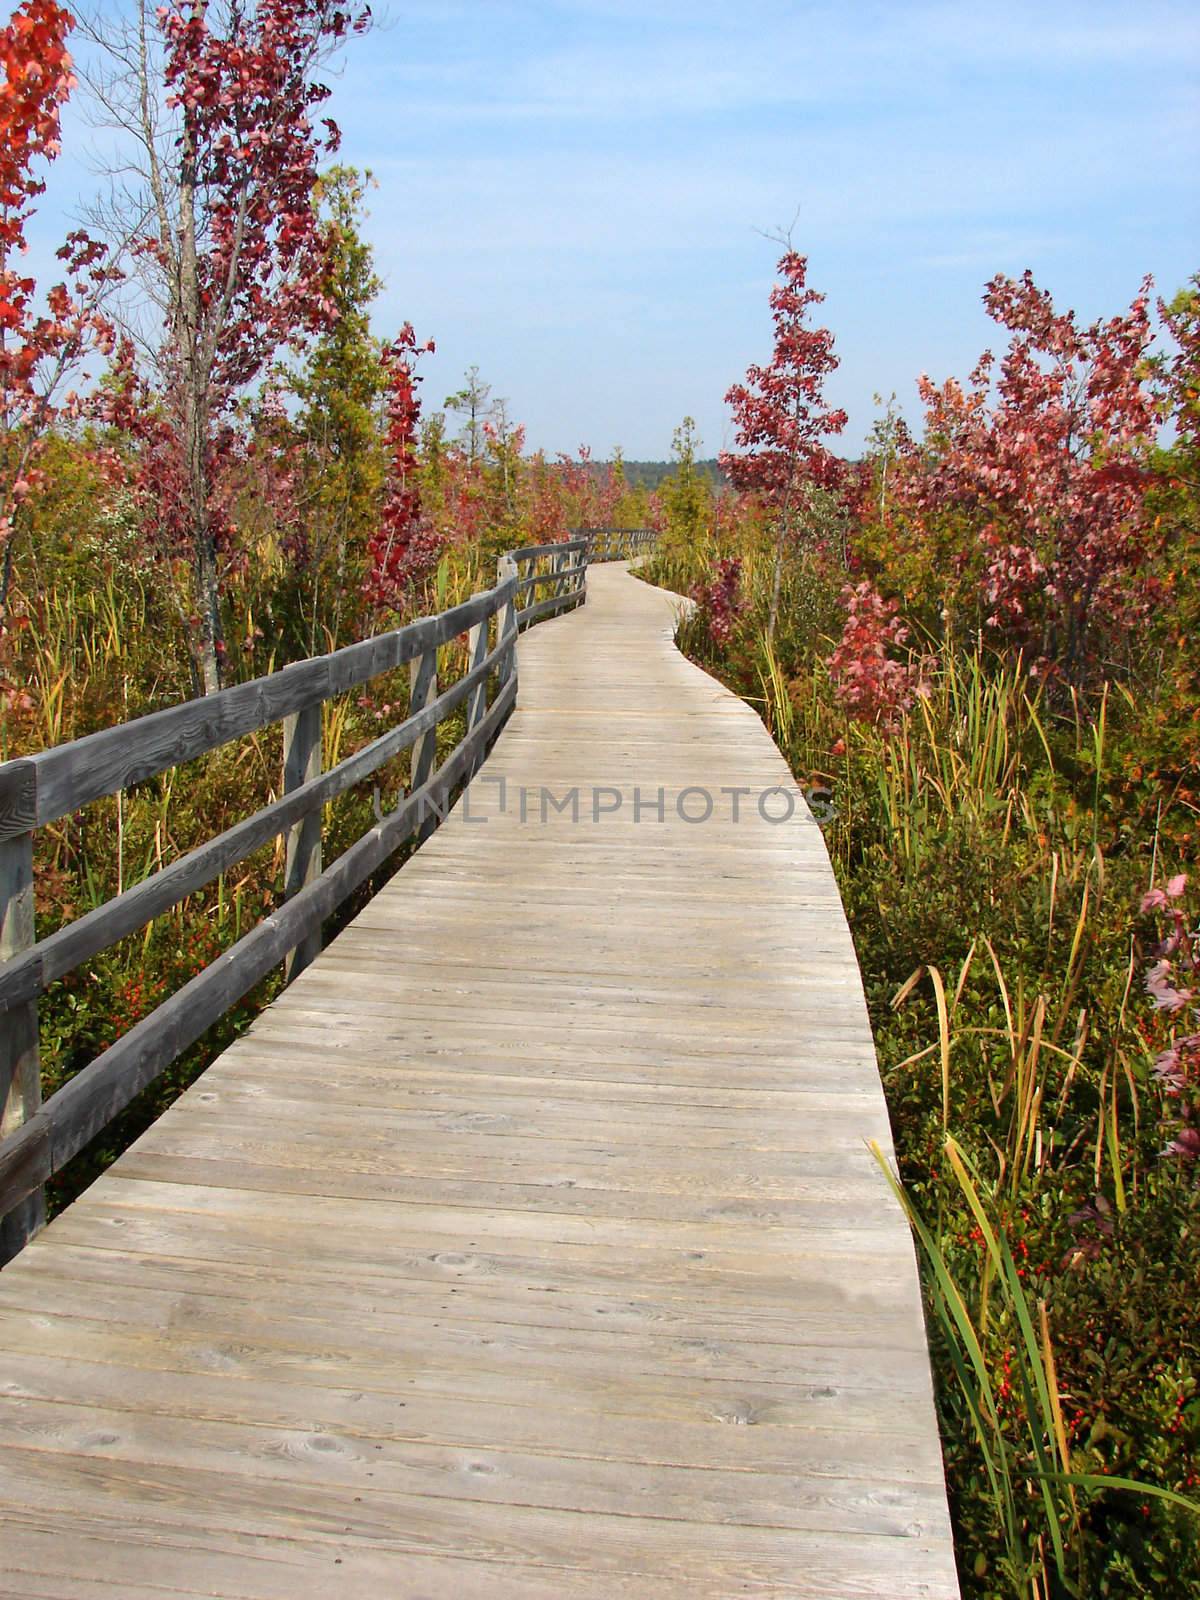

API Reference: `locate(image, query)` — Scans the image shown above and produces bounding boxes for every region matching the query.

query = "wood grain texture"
[0,831,42,1261]
[467,615,490,739]
[512,536,590,563]
[0,562,960,1597]
[409,644,439,847]
[0,758,36,841]
[282,703,323,983]
[497,553,519,686]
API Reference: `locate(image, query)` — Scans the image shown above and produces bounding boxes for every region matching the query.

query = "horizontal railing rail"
[0,533,610,1259]
[578,526,657,563]
[512,536,589,630]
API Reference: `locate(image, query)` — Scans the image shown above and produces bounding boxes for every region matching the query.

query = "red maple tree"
[827,579,932,729]
[899,270,1160,680]
[95,0,370,691]
[721,250,847,641]
[1156,275,1200,483]
[523,451,568,545]
[0,0,114,613]
[363,323,444,615]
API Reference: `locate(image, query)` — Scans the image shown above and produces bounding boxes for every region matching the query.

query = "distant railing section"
[579,526,657,563]
[512,535,589,630]
[0,535,597,1261]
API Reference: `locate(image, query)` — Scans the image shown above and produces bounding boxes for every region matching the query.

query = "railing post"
[1,828,44,1262]
[497,554,518,679]
[409,644,439,841]
[466,615,490,737]
[464,610,491,780]
[282,703,323,983]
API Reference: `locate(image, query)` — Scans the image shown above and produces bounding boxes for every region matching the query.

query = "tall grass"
[875,1136,1198,1599]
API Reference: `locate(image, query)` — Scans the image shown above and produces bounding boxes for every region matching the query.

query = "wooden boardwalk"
[0,564,960,1598]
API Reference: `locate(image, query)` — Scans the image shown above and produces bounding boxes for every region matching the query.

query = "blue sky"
[30,0,1200,459]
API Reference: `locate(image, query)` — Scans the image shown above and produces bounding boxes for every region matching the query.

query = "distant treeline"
[610,458,729,492]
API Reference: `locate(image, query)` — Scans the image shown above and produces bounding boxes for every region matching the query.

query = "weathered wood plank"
[511,536,589,562]
[0,1394,951,1535]
[282,703,322,982]
[408,647,439,789]
[0,1260,939,1394]
[0,759,35,837]
[12,1243,927,1365]
[466,614,490,736]
[497,552,519,685]
[0,831,42,1262]
[0,1443,956,1596]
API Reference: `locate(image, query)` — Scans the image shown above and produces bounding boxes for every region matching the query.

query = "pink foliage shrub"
[695,556,744,647]
[898,270,1160,679]
[828,580,932,729]
[363,324,443,613]
[1140,873,1200,1165]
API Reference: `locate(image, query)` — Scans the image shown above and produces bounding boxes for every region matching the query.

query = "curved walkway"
[0,563,959,1598]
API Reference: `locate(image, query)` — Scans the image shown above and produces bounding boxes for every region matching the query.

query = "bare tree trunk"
[194,524,222,694]
[766,470,802,650]
[331,504,348,649]
[766,519,786,648]
[177,107,223,696]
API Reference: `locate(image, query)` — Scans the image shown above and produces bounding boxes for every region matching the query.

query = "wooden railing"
[0,535,597,1261]
[580,526,657,563]
[511,538,589,629]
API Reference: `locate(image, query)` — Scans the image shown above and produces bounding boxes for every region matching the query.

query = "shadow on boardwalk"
[0,562,960,1598]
